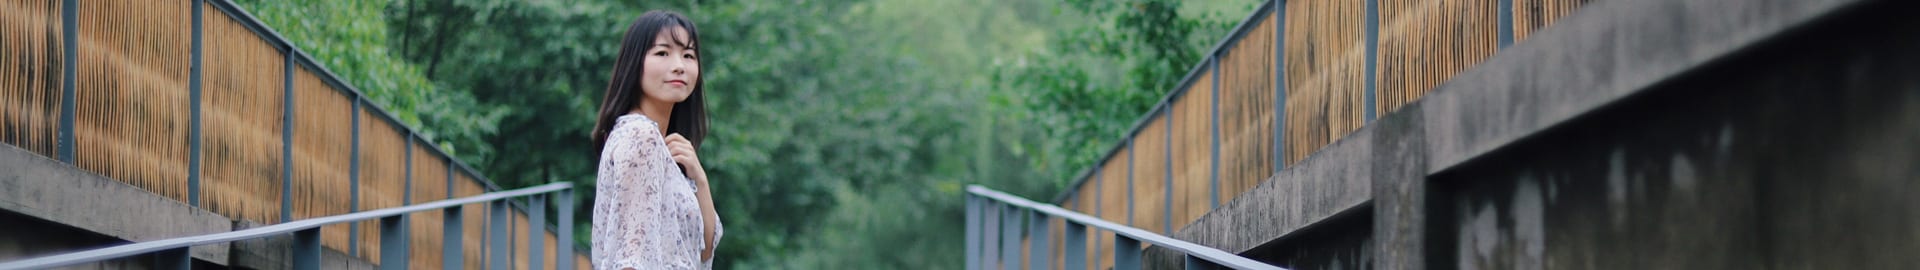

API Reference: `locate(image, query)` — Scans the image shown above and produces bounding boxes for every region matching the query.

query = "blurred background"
[11,0,1918,269]
[230,0,1259,268]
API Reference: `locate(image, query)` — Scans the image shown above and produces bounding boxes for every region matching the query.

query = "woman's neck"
[631,99,674,135]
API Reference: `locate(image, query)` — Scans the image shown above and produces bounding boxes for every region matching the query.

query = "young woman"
[589,11,723,269]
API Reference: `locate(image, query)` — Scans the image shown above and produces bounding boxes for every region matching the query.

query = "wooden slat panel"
[457,173,488,269]
[514,211,530,270]
[355,108,407,263]
[577,253,591,270]
[1131,116,1167,235]
[1379,0,1498,116]
[1172,70,1214,232]
[1282,0,1366,166]
[543,229,559,270]
[407,142,448,269]
[74,0,192,202]
[202,5,284,225]
[288,63,355,253]
[1220,12,1278,204]
[0,0,62,157]
[1050,201,1066,270]
[1082,173,1098,270]
[1515,0,1594,41]
[1105,147,1128,225]
[1096,148,1128,270]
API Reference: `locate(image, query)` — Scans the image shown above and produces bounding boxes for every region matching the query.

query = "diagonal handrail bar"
[967,185,1282,270]
[0,182,571,270]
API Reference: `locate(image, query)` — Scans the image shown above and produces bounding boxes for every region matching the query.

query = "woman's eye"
[652,51,668,56]
[684,53,697,59]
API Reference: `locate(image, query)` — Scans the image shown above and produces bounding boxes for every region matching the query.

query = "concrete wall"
[0,143,381,269]
[1161,0,1920,269]
[0,143,231,267]
[1431,2,1920,268]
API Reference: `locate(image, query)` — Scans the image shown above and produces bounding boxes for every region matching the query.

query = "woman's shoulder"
[613,114,662,135]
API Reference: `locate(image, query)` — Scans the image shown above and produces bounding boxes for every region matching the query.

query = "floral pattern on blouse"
[592,114,722,269]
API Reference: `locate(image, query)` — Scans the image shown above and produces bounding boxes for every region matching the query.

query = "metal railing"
[0,182,576,270]
[966,185,1281,270]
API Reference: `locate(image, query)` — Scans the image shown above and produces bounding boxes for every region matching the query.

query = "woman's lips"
[667,80,688,86]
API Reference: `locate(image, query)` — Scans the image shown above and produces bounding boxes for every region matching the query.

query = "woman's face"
[639,26,699,105]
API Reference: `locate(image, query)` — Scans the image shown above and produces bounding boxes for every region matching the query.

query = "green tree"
[994,0,1247,185]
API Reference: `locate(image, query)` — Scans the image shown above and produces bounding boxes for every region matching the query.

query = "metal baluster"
[1001,204,1022,269]
[1113,236,1141,270]
[965,196,981,270]
[1063,222,1086,270]
[1028,209,1050,270]
[530,195,545,270]
[379,215,408,270]
[445,205,464,270]
[294,228,322,270]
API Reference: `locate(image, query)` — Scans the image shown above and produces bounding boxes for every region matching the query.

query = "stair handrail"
[0,182,574,270]
[966,185,1282,270]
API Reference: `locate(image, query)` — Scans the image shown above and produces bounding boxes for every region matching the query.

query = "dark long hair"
[592,11,707,156]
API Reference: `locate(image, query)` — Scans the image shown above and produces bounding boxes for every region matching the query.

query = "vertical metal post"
[965,196,980,270]
[1162,107,1173,235]
[557,189,574,270]
[1209,55,1221,209]
[155,247,191,270]
[1274,0,1288,172]
[187,0,203,207]
[1184,254,1222,270]
[1498,0,1515,48]
[380,215,409,270]
[1363,0,1379,123]
[399,139,412,268]
[1064,222,1086,270]
[1091,171,1100,221]
[281,47,295,224]
[1113,236,1141,270]
[490,200,510,270]
[981,200,999,270]
[445,158,460,270]
[404,138,412,205]
[1126,138,1134,227]
[349,97,361,255]
[1027,209,1050,270]
[57,0,75,163]
[529,195,545,270]
[447,158,455,196]
[445,205,464,270]
[1000,204,1021,270]
[294,228,321,270]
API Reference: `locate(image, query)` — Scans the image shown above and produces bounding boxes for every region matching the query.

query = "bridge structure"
[2,0,588,269]
[969,0,1920,269]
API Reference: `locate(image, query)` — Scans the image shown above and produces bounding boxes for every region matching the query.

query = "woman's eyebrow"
[653,40,696,49]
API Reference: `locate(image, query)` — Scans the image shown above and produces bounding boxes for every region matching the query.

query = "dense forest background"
[232,0,1259,268]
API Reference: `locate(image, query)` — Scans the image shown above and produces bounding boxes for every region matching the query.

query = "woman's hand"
[664,133,707,184]
[667,132,721,261]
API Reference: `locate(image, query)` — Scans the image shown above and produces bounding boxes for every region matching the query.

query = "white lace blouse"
[592,114,723,269]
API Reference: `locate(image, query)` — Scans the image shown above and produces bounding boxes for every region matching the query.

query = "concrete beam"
[1169,0,1881,268]
[1170,126,1374,255]
[1420,0,1868,174]
[0,144,231,265]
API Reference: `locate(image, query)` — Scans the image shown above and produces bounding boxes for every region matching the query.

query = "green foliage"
[233,0,504,160]
[995,0,1251,185]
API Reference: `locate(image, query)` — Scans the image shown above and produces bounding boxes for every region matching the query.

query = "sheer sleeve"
[591,118,678,269]
[704,217,723,268]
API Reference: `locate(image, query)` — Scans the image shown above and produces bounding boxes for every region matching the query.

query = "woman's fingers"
[665,133,688,145]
